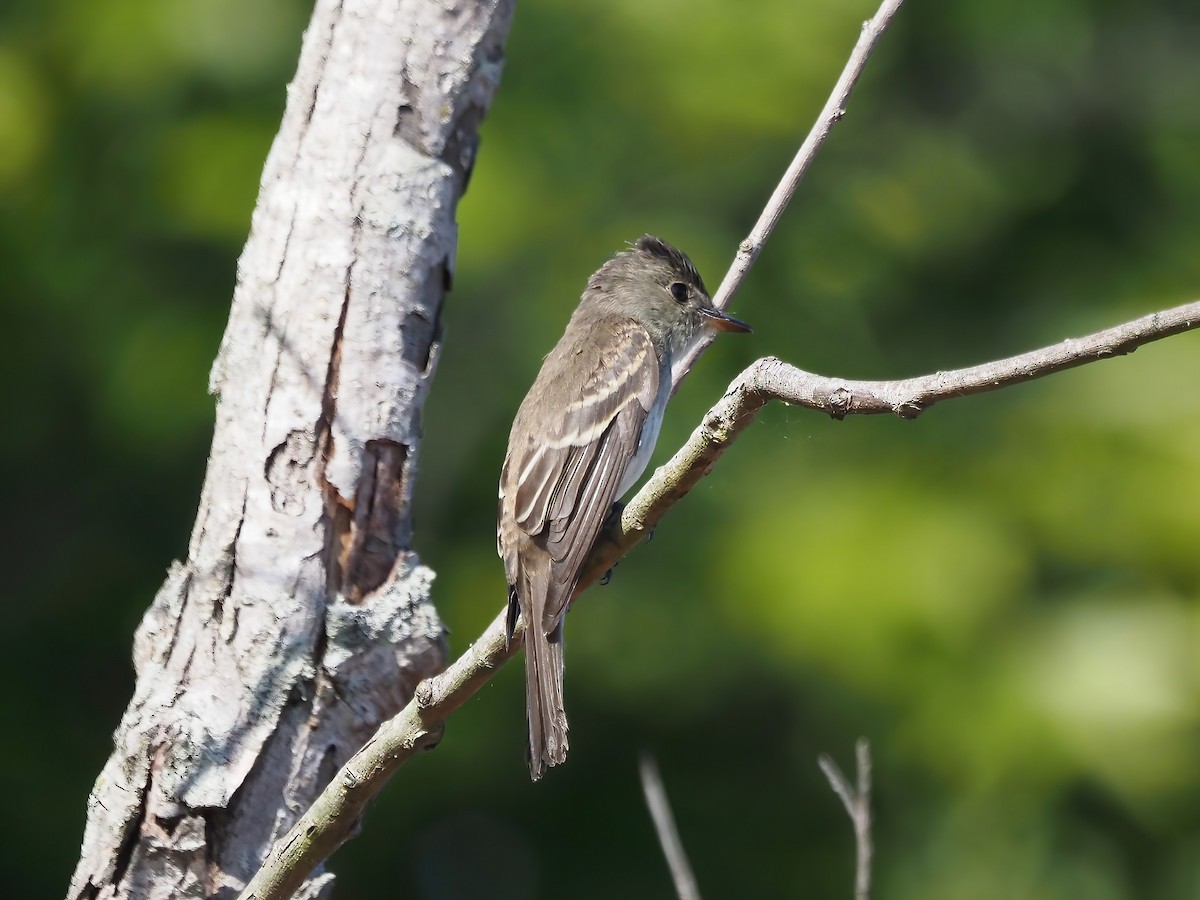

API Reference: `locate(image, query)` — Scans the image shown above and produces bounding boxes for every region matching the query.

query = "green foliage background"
[3,0,1199,897]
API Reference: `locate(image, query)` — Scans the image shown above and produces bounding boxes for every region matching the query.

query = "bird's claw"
[603,500,627,534]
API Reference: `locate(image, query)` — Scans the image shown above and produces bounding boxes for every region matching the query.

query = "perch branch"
[640,754,702,900]
[242,296,1200,900]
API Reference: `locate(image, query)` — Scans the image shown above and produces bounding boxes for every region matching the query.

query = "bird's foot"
[505,585,519,647]
[603,500,626,534]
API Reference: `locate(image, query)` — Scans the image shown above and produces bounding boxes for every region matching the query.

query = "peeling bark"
[68,1,515,897]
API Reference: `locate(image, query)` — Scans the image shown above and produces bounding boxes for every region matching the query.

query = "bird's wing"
[499,320,660,630]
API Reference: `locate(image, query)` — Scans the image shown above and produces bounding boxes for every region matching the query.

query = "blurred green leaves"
[0,46,51,187]
[151,112,276,238]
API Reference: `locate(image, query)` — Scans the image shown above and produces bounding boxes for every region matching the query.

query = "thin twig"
[672,0,907,388]
[639,754,702,900]
[819,740,873,900]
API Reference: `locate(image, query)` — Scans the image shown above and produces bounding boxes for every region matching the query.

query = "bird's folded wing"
[502,321,659,629]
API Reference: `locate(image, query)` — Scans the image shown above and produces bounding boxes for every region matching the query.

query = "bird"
[497,235,751,780]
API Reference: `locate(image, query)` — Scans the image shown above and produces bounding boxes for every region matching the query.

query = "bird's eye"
[669,282,689,304]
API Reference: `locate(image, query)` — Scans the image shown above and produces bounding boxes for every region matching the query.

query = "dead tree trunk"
[68,1,514,897]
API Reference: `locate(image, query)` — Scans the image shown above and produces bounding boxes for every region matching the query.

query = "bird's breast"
[616,366,671,498]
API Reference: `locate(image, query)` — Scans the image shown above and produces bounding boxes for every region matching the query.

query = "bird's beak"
[699,306,752,333]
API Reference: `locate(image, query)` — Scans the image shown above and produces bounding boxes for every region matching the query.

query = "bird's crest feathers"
[630,234,707,294]
[585,234,708,298]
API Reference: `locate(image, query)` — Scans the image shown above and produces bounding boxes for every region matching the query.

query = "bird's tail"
[524,617,569,781]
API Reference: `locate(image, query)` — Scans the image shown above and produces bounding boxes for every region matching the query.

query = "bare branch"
[819,740,873,900]
[639,755,703,900]
[672,0,907,388]
[578,299,1200,593]
[240,294,1200,900]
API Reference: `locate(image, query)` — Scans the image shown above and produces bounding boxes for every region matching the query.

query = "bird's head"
[586,235,751,352]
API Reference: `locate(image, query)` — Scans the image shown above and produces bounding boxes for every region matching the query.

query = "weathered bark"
[68,1,514,897]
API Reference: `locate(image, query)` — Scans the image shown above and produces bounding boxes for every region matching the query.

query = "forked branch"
[820,740,874,900]
[240,294,1200,900]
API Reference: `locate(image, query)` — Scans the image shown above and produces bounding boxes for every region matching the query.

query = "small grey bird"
[497,235,750,780]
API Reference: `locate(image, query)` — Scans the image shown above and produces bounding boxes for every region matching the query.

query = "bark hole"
[329,440,411,603]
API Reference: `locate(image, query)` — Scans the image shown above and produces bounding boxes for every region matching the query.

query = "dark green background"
[4,0,1199,897]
